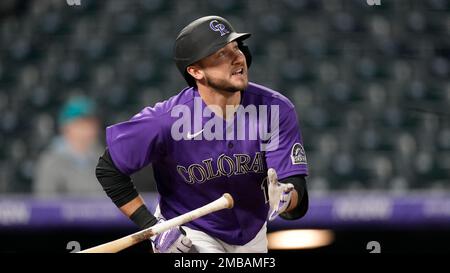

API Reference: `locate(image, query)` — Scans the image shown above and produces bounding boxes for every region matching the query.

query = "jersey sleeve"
[106,108,167,176]
[264,102,308,180]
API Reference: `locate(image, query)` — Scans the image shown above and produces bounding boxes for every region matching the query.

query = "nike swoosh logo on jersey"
[186,129,204,139]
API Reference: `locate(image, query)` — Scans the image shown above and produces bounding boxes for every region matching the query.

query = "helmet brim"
[188,32,251,66]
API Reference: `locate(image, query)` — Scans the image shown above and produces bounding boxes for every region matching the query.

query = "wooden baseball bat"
[77,193,234,253]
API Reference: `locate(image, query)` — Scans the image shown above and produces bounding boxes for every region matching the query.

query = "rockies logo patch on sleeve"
[291,143,307,165]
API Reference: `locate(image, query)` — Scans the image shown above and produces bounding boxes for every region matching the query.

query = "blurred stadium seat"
[0,0,448,193]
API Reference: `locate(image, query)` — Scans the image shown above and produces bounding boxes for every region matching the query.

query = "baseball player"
[95,15,309,253]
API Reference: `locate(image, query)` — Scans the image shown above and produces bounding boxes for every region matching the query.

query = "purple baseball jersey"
[106,82,308,245]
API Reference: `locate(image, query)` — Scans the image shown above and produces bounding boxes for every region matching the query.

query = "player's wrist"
[129,204,158,230]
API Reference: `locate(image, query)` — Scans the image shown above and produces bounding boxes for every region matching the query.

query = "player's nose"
[231,49,245,66]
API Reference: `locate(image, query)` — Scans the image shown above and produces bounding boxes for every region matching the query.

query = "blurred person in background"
[34,96,103,196]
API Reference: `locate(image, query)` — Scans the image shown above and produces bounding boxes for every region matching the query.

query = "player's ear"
[186,65,204,81]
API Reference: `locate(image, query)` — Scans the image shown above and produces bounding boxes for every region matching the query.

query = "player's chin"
[230,76,249,91]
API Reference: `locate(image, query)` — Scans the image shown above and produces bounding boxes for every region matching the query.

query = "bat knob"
[222,193,234,209]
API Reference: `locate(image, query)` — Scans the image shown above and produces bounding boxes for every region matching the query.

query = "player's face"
[197,41,248,92]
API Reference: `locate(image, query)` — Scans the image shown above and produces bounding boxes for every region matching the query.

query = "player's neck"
[197,85,241,120]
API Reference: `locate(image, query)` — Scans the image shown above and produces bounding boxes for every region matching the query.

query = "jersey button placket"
[228,142,234,149]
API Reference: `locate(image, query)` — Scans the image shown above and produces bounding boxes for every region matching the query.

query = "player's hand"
[152,219,192,253]
[267,168,294,221]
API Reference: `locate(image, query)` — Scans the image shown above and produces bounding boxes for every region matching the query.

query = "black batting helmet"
[174,15,252,87]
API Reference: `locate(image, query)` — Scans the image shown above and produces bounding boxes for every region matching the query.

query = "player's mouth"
[231,68,245,77]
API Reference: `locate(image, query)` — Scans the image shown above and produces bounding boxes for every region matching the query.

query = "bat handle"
[77,193,234,253]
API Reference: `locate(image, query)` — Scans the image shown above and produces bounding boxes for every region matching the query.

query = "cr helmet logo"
[291,143,307,165]
[209,20,230,36]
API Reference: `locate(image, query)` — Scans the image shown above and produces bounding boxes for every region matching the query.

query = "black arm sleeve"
[96,149,158,229]
[95,148,139,207]
[278,175,309,220]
